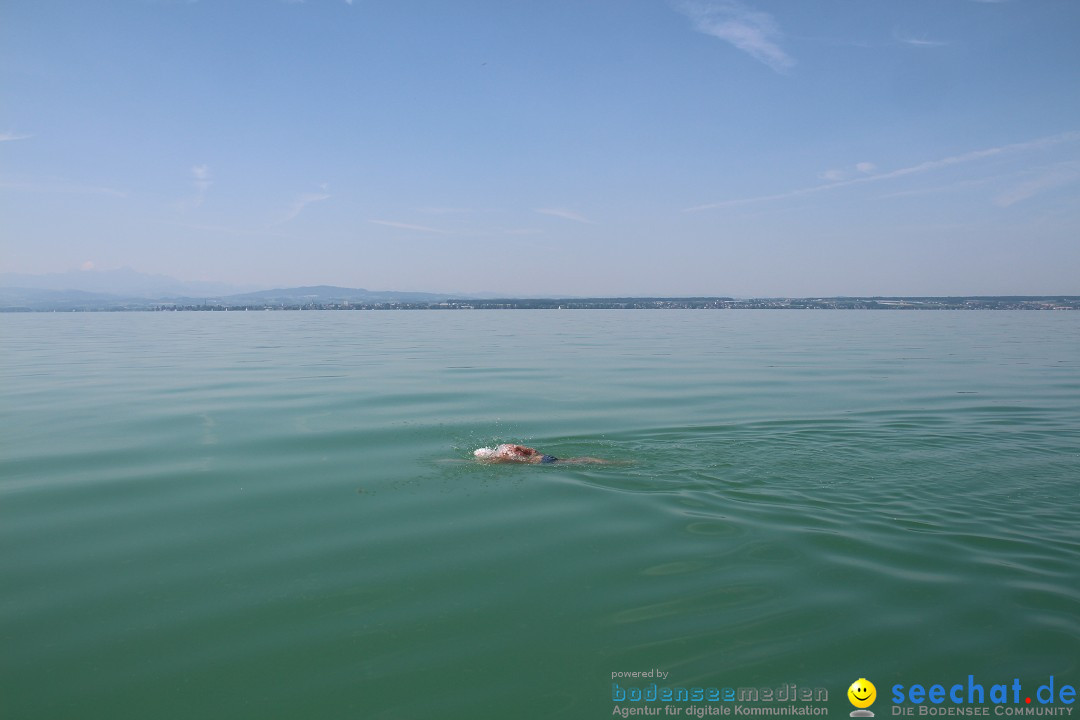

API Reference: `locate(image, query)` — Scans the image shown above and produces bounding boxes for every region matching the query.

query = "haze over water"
[2,310,1078,719]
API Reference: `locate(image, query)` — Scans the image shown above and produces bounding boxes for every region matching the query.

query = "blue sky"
[2,0,1078,296]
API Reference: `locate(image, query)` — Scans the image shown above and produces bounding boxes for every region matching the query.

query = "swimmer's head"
[475,444,539,461]
[494,444,538,459]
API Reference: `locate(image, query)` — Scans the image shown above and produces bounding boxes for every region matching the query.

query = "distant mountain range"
[3,269,1076,312]
[0,269,460,311]
[214,285,455,305]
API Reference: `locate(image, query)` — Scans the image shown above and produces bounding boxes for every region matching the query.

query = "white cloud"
[818,162,876,183]
[675,1,794,73]
[278,192,330,224]
[419,206,479,215]
[0,132,33,142]
[190,164,212,208]
[493,227,544,237]
[535,207,596,224]
[877,175,1003,200]
[895,33,948,47]
[368,219,449,234]
[688,130,1080,211]
[995,163,1080,207]
[367,217,541,238]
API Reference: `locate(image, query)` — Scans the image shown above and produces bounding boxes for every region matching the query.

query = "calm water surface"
[2,311,1078,719]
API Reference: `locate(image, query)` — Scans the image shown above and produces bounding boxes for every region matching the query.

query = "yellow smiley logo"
[848,678,877,709]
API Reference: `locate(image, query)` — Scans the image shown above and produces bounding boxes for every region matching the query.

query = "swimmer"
[473,444,612,465]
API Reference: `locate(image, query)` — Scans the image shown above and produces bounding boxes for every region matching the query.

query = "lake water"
[2,310,1078,719]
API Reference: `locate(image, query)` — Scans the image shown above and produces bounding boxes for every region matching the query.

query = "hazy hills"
[3,269,1077,312]
[0,269,458,311]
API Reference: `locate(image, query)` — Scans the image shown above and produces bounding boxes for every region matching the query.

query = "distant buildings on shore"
[138,296,1078,312]
[4,295,1078,312]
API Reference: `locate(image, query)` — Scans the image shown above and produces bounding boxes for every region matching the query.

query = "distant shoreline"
[3,296,1078,312]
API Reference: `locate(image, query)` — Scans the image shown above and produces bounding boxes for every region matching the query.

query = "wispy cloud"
[277,192,330,224]
[368,219,450,234]
[995,163,1080,207]
[495,227,544,236]
[368,217,542,238]
[894,29,948,47]
[0,131,33,142]
[418,206,481,215]
[189,164,211,208]
[535,207,596,224]
[881,165,1080,205]
[877,174,1004,200]
[675,1,794,73]
[687,130,1080,211]
[819,162,877,182]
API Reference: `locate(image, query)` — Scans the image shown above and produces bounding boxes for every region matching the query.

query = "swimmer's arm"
[560,457,627,465]
[474,456,614,464]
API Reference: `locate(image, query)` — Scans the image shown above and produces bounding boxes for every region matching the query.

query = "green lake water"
[2,310,1078,719]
